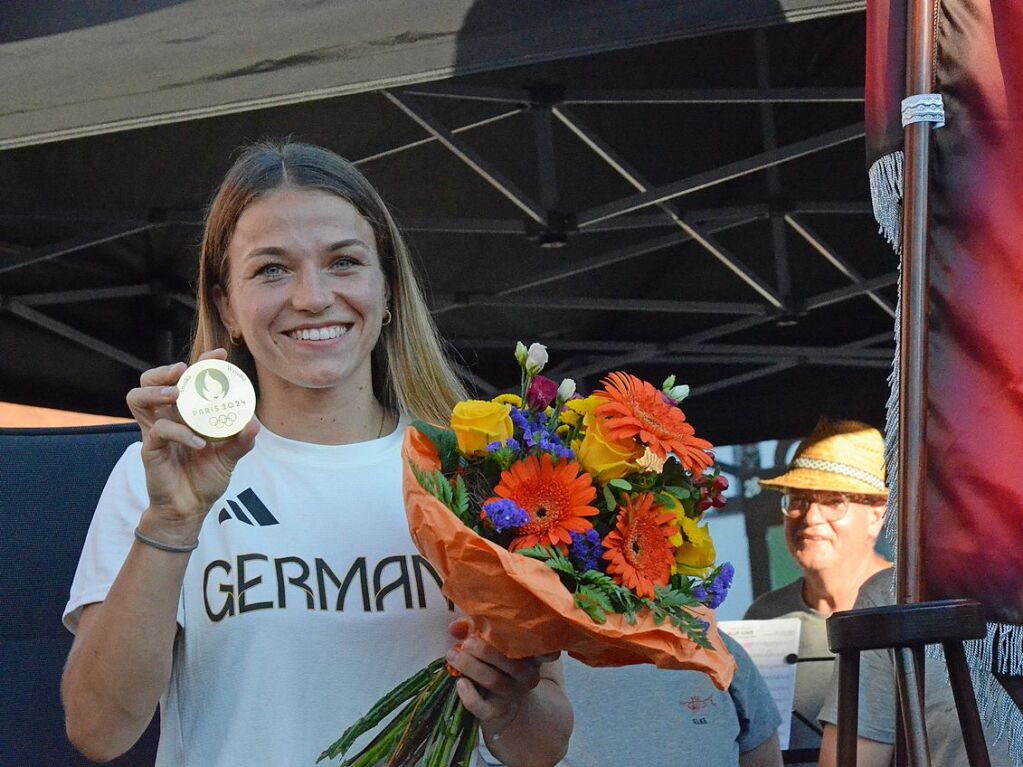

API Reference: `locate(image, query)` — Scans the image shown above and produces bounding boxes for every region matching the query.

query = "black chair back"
[1,423,159,766]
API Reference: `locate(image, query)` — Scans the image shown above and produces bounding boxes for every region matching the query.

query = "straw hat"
[761,417,888,496]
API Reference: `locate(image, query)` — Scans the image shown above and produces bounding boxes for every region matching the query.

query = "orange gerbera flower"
[490,453,598,552]
[594,371,714,473]
[602,493,677,599]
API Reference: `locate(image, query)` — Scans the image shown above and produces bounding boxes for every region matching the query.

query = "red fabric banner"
[865,0,906,168]
[925,1,1023,624]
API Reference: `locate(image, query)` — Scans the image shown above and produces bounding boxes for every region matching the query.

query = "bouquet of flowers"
[319,343,735,767]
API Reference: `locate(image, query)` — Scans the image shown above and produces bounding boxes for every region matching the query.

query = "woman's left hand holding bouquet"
[446,619,572,767]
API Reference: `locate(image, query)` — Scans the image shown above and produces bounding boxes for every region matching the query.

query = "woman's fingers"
[131,351,230,424]
[454,677,501,722]
[136,348,227,390]
[447,648,509,696]
[197,347,228,362]
[212,418,260,465]
[459,637,543,689]
[126,384,179,416]
[447,642,541,701]
[146,418,207,451]
[139,361,187,389]
[448,618,473,641]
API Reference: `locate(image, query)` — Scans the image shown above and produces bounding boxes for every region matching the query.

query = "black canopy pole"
[897,0,936,606]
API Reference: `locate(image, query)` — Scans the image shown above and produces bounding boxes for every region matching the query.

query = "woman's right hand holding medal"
[127,348,259,545]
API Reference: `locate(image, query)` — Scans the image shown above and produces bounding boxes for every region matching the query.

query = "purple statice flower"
[692,584,708,604]
[704,562,734,609]
[539,435,574,460]
[512,406,575,459]
[504,437,520,452]
[483,499,530,533]
[569,529,604,572]
[510,406,530,431]
[487,440,504,454]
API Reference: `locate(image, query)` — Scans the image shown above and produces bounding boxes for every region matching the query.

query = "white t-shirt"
[64,421,458,767]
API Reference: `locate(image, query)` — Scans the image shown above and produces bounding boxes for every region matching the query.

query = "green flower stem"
[386,672,456,767]
[452,713,480,767]
[318,658,445,762]
[340,673,448,767]
[423,682,465,767]
[340,707,414,767]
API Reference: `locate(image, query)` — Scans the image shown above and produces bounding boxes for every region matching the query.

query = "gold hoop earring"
[229,333,243,347]
[381,308,392,327]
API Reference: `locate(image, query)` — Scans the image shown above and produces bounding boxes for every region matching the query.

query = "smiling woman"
[193,141,463,432]
[59,141,574,767]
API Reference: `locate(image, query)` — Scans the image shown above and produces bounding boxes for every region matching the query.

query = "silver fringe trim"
[957,624,1023,767]
[882,264,901,556]
[881,234,1023,767]
[869,150,905,255]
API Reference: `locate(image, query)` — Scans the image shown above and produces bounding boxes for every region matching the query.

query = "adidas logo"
[217,489,278,526]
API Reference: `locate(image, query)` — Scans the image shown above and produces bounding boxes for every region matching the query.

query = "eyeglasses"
[780,491,881,521]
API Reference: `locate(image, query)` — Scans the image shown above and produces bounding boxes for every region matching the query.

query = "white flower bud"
[525,342,548,375]
[557,378,576,402]
[665,384,690,403]
[514,341,529,367]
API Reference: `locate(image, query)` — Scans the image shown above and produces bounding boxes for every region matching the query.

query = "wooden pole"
[897,0,936,606]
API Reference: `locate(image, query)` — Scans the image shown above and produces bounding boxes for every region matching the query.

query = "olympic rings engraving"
[208,412,238,428]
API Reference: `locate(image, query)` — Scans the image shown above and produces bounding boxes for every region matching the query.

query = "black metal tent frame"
[0,7,893,444]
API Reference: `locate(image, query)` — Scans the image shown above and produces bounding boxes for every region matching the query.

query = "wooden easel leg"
[943,641,992,767]
[837,650,860,767]
[895,647,932,767]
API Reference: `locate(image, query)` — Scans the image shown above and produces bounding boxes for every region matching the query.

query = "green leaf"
[665,485,691,499]
[608,478,633,491]
[516,544,556,561]
[411,465,481,532]
[453,476,470,522]
[602,485,617,511]
[411,420,460,473]
[574,588,609,624]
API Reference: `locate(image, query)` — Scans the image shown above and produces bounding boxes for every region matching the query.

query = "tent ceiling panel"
[2,1,865,149]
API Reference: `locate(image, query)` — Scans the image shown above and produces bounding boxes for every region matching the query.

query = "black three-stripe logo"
[217,489,278,526]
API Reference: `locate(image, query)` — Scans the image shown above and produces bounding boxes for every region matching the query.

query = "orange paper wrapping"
[402,428,735,691]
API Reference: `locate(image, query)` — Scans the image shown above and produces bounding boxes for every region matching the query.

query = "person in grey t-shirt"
[817,569,1017,767]
[744,418,891,761]
[558,632,782,767]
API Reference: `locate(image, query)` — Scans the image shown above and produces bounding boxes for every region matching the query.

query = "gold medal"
[176,359,256,439]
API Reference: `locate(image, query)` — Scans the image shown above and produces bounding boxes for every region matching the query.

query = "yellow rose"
[492,393,523,408]
[576,416,642,483]
[667,503,716,576]
[450,400,514,457]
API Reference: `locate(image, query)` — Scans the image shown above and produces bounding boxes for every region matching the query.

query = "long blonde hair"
[192,140,467,424]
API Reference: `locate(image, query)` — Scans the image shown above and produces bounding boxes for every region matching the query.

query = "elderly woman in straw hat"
[744,418,891,760]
